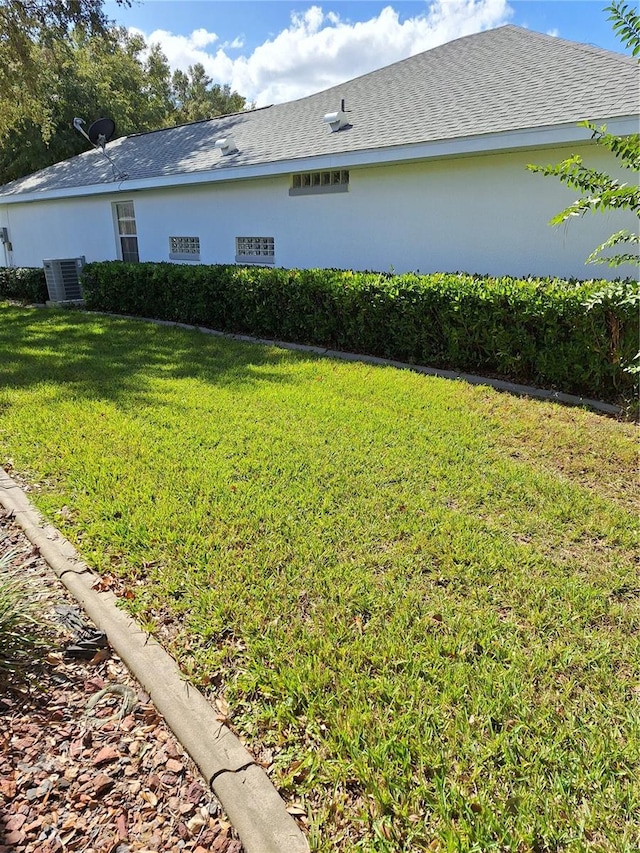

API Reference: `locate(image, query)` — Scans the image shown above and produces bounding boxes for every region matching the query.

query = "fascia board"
[1,115,637,206]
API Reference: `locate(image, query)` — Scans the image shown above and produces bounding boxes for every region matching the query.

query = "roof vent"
[215,136,238,155]
[323,99,349,132]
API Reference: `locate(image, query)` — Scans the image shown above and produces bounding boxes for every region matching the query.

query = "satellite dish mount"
[73,116,126,180]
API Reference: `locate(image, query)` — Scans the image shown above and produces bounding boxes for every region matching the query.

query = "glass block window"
[113,201,139,262]
[235,236,275,264]
[290,170,349,196]
[169,236,200,261]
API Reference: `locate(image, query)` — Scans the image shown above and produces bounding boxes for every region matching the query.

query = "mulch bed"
[0,508,244,853]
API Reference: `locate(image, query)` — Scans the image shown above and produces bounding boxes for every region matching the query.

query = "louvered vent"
[43,257,85,303]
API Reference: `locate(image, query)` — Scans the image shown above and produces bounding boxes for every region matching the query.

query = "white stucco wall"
[0,194,119,269]
[0,143,636,279]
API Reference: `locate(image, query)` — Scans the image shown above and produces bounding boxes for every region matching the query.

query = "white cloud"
[131,26,224,73]
[136,0,513,107]
[189,28,219,50]
[222,36,245,51]
[546,28,560,38]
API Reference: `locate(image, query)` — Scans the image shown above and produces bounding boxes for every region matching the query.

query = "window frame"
[112,200,140,263]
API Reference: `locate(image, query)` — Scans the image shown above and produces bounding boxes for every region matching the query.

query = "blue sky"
[104,1,627,105]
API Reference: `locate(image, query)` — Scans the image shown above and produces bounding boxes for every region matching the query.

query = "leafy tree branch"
[527,2,639,268]
[0,0,248,183]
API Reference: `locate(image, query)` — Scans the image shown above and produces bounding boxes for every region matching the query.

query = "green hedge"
[0,267,48,303]
[81,261,638,402]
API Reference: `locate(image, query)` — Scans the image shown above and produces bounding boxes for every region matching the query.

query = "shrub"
[0,266,48,303]
[80,261,638,402]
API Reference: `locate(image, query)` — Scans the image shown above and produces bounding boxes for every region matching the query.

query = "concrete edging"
[0,470,309,853]
[92,311,622,416]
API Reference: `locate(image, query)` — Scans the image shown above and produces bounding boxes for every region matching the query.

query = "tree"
[0,26,176,184]
[144,43,174,126]
[0,18,249,184]
[527,2,639,268]
[171,63,246,124]
[0,0,130,141]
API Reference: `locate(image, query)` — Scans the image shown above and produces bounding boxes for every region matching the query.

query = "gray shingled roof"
[1,24,637,197]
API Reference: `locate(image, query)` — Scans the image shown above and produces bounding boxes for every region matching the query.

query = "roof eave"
[1,115,636,206]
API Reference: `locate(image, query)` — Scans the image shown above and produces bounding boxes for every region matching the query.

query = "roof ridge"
[501,22,637,66]
[282,26,517,106]
[125,104,274,141]
[283,22,636,109]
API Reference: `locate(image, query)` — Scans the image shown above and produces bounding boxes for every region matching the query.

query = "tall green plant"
[528,2,640,268]
[0,545,47,689]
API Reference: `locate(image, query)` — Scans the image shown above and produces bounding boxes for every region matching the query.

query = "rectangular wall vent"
[169,236,200,261]
[43,257,85,303]
[235,236,275,264]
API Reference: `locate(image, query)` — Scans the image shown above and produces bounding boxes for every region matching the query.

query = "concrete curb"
[91,311,622,416]
[0,470,309,853]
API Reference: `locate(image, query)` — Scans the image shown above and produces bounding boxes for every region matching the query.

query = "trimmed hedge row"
[81,261,638,401]
[0,266,47,303]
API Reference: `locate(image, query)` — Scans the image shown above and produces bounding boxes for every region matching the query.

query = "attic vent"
[215,136,238,155]
[43,257,85,303]
[290,170,349,196]
[323,99,349,132]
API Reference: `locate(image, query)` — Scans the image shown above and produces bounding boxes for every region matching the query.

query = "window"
[289,170,349,196]
[113,201,139,262]
[169,236,200,261]
[235,236,275,264]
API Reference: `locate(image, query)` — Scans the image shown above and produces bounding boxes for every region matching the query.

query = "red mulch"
[0,509,244,853]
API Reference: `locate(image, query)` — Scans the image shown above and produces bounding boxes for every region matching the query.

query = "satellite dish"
[87,118,116,147]
[72,115,127,181]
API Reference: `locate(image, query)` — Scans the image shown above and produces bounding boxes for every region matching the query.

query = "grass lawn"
[1,304,638,852]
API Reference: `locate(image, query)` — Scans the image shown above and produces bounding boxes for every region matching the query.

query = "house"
[0,25,637,279]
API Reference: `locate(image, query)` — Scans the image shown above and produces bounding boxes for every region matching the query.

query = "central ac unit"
[43,257,85,303]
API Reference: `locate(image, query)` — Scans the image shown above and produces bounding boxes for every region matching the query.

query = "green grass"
[1,304,638,852]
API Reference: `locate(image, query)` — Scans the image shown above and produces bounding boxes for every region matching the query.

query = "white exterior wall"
[0,194,119,269]
[0,144,635,279]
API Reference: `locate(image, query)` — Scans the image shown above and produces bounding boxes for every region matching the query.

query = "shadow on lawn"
[0,306,295,405]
